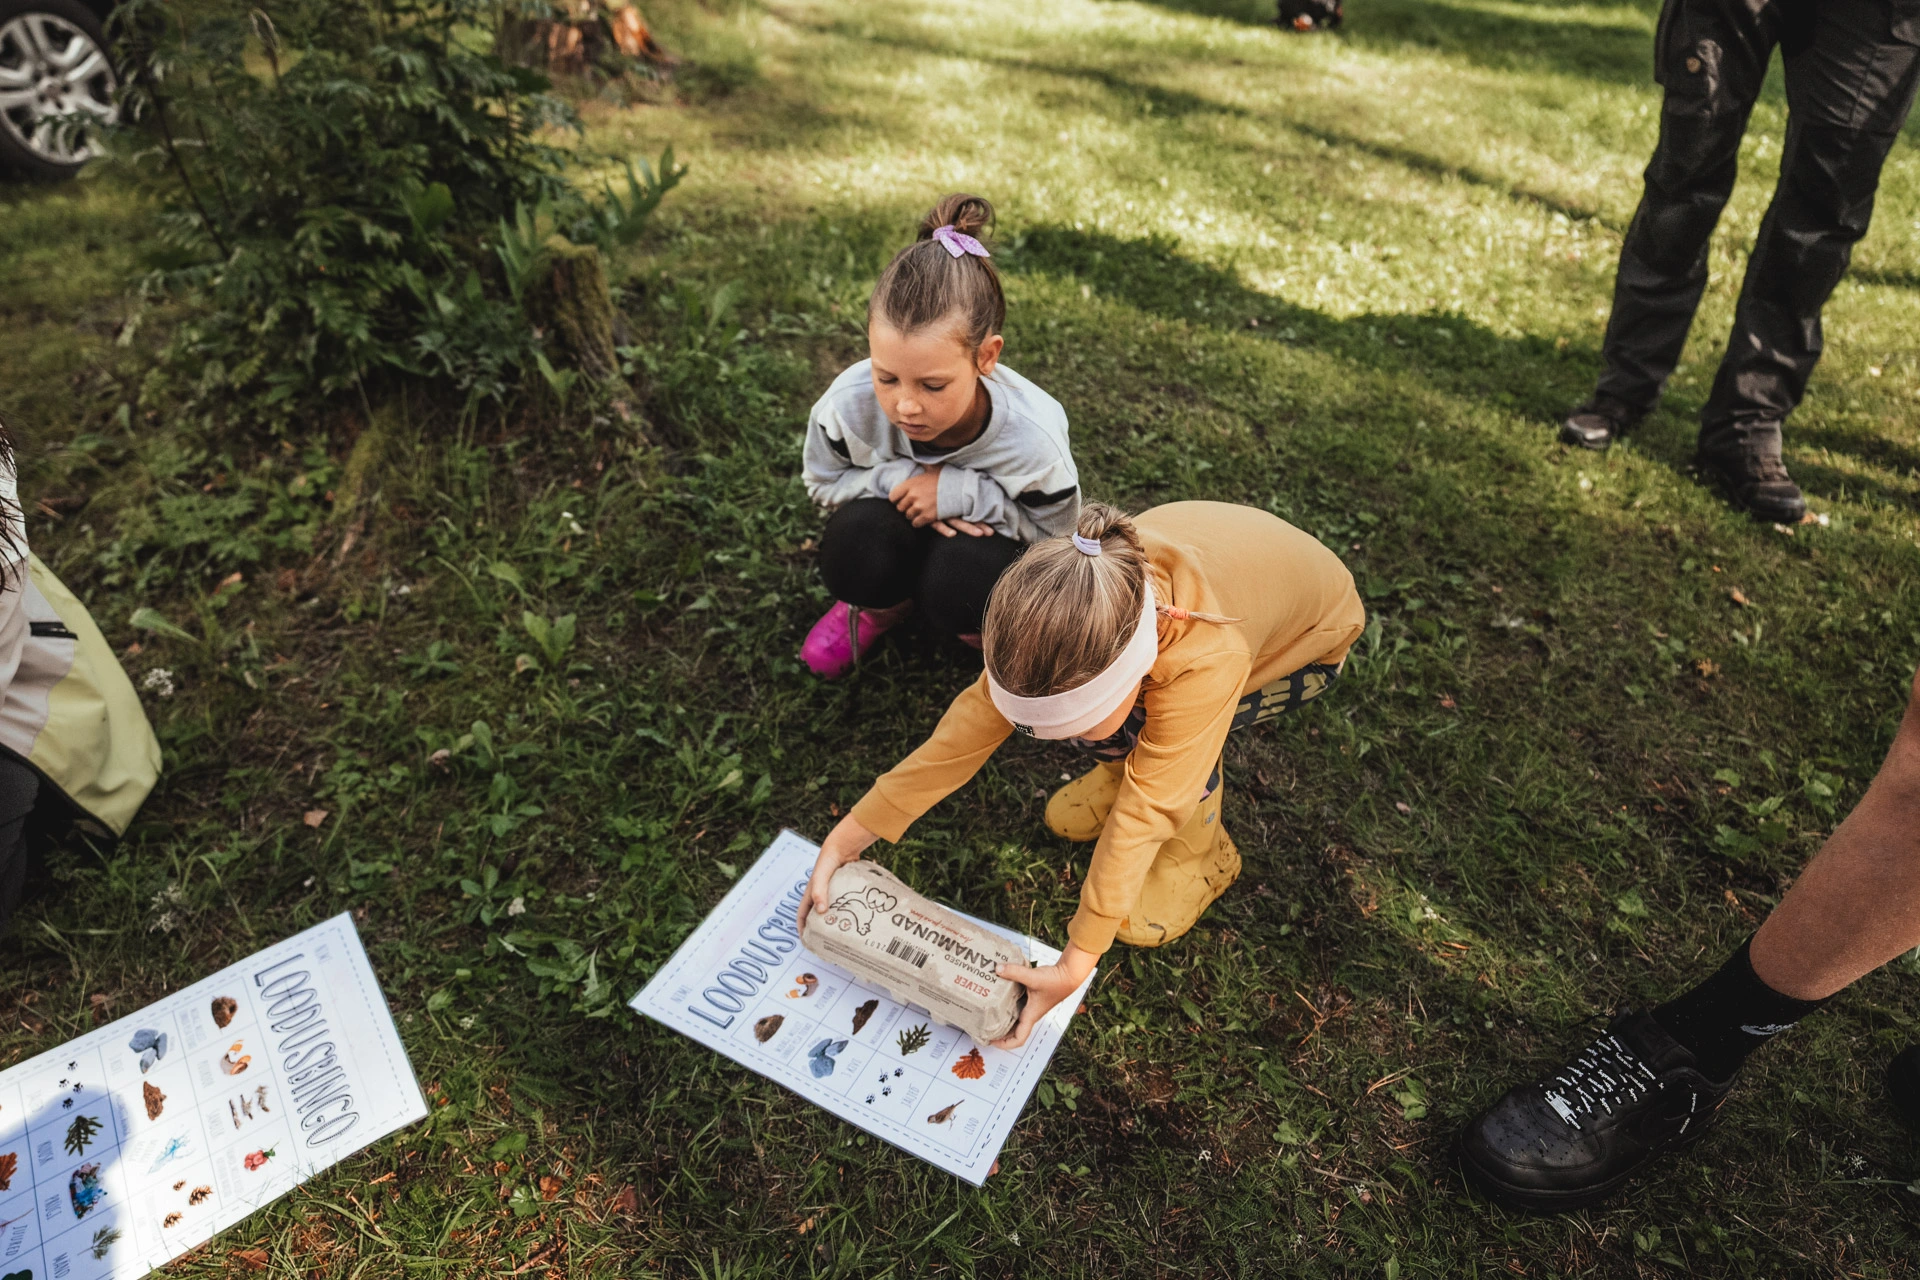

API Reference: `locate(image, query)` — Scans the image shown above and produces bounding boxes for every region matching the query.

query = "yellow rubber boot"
[1115,783,1241,948]
[1045,760,1126,843]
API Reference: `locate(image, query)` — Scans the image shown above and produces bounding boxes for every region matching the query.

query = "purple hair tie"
[931,224,990,259]
[1071,533,1103,557]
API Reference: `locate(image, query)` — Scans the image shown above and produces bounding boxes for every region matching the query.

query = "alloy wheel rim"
[0,11,118,166]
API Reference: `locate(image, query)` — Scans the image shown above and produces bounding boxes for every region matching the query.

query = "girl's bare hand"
[929,517,993,538]
[797,813,879,933]
[990,942,1098,1049]
[888,467,944,527]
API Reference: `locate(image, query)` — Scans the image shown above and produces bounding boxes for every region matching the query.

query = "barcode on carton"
[886,937,929,968]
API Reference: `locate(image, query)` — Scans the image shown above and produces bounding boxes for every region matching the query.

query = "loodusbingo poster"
[0,913,426,1280]
[630,830,1094,1185]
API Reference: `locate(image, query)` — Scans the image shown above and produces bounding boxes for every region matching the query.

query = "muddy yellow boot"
[1045,760,1125,843]
[1115,783,1241,948]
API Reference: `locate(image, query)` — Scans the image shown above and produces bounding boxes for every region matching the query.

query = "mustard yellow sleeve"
[849,676,1014,841]
[1066,651,1249,954]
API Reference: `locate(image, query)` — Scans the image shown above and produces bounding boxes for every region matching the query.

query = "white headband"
[987,585,1158,740]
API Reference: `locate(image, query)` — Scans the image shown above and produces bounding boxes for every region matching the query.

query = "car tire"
[0,0,117,181]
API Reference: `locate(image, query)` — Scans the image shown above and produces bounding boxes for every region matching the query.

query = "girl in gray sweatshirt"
[800,194,1080,679]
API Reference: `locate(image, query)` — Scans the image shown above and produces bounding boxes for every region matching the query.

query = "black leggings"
[0,752,41,939]
[818,499,1023,637]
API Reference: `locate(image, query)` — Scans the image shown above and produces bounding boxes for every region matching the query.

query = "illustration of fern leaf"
[64,1114,102,1156]
[897,1023,931,1056]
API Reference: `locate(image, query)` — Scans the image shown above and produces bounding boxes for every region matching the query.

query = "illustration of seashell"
[850,999,878,1035]
[752,1015,783,1043]
[211,996,237,1028]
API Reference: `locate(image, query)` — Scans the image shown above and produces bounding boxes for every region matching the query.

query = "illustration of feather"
[148,1135,190,1173]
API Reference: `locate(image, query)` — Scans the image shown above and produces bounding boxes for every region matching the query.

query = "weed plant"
[1,0,1918,1274]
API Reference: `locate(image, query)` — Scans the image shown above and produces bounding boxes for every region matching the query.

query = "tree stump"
[498,2,669,78]
[533,236,620,383]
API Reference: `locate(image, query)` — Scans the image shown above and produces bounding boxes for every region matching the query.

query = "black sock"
[1651,936,1831,1080]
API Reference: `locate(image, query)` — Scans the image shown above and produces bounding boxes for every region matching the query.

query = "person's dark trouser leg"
[0,755,42,939]
[1591,0,1779,419]
[1700,0,1920,439]
[916,532,1023,637]
[817,499,932,609]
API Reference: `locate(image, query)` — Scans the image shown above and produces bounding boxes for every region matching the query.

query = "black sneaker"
[1695,423,1807,523]
[1458,1009,1734,1213]
[1558,394,1643,451]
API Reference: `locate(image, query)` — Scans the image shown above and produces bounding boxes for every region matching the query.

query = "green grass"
[3,0,1920,1273]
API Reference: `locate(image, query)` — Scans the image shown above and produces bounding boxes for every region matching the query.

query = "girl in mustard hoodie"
[799,500,1365,1046]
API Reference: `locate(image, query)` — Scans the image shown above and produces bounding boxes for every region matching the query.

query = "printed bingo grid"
[0,915,425,1280]
[632,831,1093,1185]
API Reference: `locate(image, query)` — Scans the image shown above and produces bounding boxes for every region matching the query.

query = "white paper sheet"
[630,831,1093,1185]
[0,913,427,1280]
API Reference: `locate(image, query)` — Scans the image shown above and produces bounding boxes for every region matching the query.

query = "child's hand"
[991,942,1098,1049]
[797,813,878,933]
[888,467,944,527]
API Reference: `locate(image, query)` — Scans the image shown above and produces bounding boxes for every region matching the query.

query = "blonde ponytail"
[983,503,1236,698]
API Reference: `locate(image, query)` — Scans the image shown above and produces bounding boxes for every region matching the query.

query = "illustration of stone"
[211,996,237,1028]
[850,999,878,1034]
[63,1114,101,1156]
[752,1015,783,1043]
[951,1048,986,1080]
[189,1185,211,1205]
[129,1027,170,1073]
[822,885,897,936]
[785,973,819,999]
[90,1225,121,1259]
[0,1150,14,1190]
[896,1023,931,1056]
[143,1081,166,1120]
[68,1161,105,1218]
[926,1102,961,1125]
[806,1039,848,1079]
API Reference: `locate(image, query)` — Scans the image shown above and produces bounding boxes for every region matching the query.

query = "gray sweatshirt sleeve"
[802,397,923,510]
[936,466,1079,542]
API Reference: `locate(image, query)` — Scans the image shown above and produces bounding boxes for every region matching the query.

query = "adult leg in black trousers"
[0,754,42,939]
[1562,0,1920,524]
[918,530,1023,638]
[1696,0,1920,520]
[817,498,933,609]
[1563,0,1783,449]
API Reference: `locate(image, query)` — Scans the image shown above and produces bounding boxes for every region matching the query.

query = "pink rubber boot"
[801,600,910,679]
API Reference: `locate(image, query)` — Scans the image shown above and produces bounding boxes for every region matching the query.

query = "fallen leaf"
[796,1215,817,1235]
[303,809,329,828]
[611,1184,639,1215]
[538,1175,562,1201]
[231,1248,269,1271]
[1729,589,1750,607]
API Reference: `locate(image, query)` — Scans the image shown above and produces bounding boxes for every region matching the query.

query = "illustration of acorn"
[951,1048,986,1081]
[752,1015,783,1043]
[142,1081,166,1120]
[850,999,878,1035]
[210,996,237,1028]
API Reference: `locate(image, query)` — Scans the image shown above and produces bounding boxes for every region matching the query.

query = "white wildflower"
[141,668,176,698]
[506,896,526,917]
[458,1016,476,1030]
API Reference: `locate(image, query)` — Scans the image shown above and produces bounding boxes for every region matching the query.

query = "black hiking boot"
[1458,1009,1734,1213]
[1695,423,1807,524]
[1558,394,1643,451]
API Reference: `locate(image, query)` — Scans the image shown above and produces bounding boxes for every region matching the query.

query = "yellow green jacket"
[0,554,162,837]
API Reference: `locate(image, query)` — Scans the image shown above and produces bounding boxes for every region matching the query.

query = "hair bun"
[919,193,994,242]
[1073,501,1140,553]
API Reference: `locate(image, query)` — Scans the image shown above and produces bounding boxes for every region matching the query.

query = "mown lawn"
[3,0,1919,1274]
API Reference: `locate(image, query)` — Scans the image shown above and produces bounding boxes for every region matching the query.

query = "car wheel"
[0,0,117,181]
